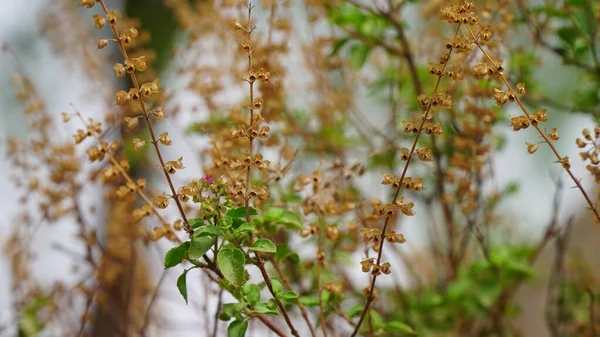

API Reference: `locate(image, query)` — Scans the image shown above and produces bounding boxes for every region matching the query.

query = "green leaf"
[264,207,285,220]
[243,284,261,306]
[218,216,234,229]
[189,217,204,229]
[227,320,248,337]
[164,241,190,269]
[193,226,225,237]
[349,43,371,69]
[227,206,258,219]
[233,222,255,234]
[369,310,385,330]
[384,321,417,335]
[271,279,284,295]
[279,291,299,305]
[264,207,304,230]
[250,239,277,253]
[188,236,215,260]
[222,302,247,321]
[177,269,189,304]
[218,248,246,287]
[254,301,279,315]
[274,244,300,264]
[505,260,534,277]
[347,304,364,318]
[557,26,577,49]
[329,37,350,57]
[299,296,320,307]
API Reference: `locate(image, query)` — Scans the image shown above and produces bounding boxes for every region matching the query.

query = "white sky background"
[0,0,598,336]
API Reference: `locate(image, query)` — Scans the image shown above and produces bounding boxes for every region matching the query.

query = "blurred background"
[1,0,599,336]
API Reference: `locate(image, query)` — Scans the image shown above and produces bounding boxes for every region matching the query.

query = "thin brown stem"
[97,0,193,235]
[268,256,317,337]
[350,23,462,337]
[139,270,167,336]
[212,289,224,337]
[466,24,600,225]
[316,219,328,337]
[240,4,299,337]
[589,288,597,337]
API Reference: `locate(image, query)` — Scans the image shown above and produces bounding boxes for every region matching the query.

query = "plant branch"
[350,23,462,337]
[466,24,600,225]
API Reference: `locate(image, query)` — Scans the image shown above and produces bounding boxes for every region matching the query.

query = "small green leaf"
[189,218,204,229]
[218,248,246,287]
[279,291,299,305]
[164,241,190,269]
[227,320,248,337]
[557,26,577,49]
[349,43,371,69]
[227,206,258,219]
[384,321,417,335]
[193,226,225,237]
[299,296,320,307]
[218,216,234,229]
[250,239,277,253]
[347,304,364,318]
[264,207,304,230]
[505,260,534,277]
[222,302,247,321]
[242,284,261,306]
[188,236,215,260]
[264,207,285,220]
[271,278,284,295]
[329,37,350,57]
[369,310,385,330]
[233,222,255,234]
[177,269,189,304]
[254,301,279,315]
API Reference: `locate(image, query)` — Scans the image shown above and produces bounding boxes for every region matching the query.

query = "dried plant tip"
[164,157,184,174]
[232,18,244,30]
[526,142,538,154]
[115,90,130,105]
[113,63,126,77]
[97,39,108,49]
[381,262,391,275]
[124,116,140,129]
[92,14,105,29]
[479,26,493,43]
[557,156,571,169]
[61,112,71,122]
[325,224,339,240]
[417,94,429,107]
[157,132,172,146]
[548,128,559,141]
[385,231,406,244]
[106,10,118,25]
[516,83,526,96]
[576,137,587,148]
[140,79,160,97]
[241,39,252,55]
[108,141,119,152]
[151,105,166,120]
[154,194,170,209]
[253,97,263,109]
[360,258,374,273]
[132,138,147,151]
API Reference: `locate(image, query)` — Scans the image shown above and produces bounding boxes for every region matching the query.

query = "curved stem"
[465,24,600,225]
